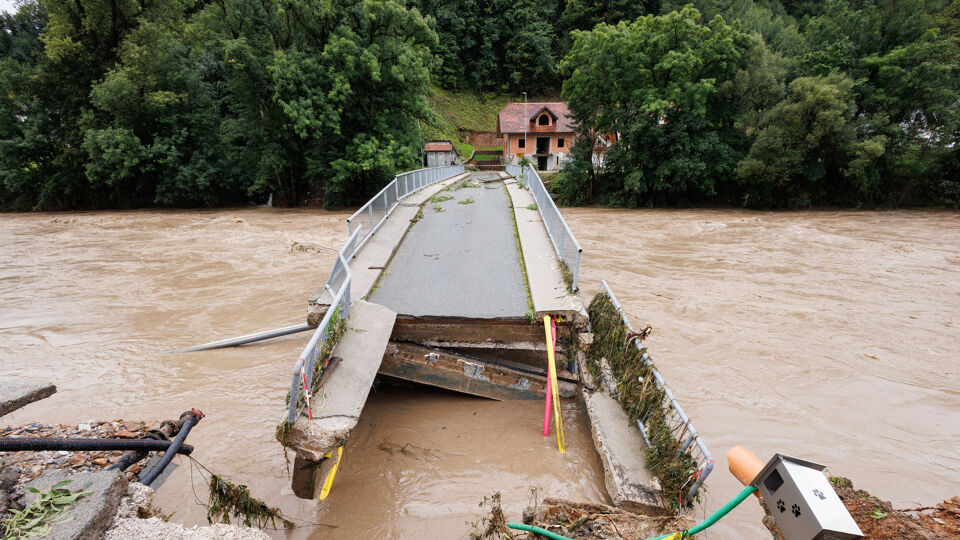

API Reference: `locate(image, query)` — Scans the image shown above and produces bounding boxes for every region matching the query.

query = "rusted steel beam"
[379,342,575,401]
[390,315,571,348]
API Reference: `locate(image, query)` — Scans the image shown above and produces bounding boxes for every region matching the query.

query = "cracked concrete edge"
[285,415,354,462]
[25,469,127,540]
[0,380,56,417]
[581,387,668,516]
[502,179,588,327]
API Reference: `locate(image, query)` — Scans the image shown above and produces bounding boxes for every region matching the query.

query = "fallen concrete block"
[24,469,127,540]
[582,388,666,515]
[0,380,56,417]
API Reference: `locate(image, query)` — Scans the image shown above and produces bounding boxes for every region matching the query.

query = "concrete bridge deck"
[369,173,528,318]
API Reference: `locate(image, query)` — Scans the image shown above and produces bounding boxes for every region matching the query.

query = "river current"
[1,208,957,538]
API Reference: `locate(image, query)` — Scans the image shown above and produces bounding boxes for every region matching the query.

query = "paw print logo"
[813,489,826,501]
[792,503,802,517]
[776,499,786,513]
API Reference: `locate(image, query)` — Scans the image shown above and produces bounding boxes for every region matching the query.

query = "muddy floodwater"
[1,208,958,538]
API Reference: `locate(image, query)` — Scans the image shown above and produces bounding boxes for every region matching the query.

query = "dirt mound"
[761,477,959,539]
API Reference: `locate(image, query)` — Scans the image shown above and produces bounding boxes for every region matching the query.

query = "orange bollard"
[727,445,764,496]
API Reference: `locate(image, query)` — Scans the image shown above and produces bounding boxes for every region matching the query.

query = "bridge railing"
[288,165,464,424]
[346,164,464,258]
[505,163,582,290]
[286,225,361,424]
[600,279,714,502]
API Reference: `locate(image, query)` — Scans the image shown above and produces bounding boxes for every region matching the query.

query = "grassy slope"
[420,87,517,156]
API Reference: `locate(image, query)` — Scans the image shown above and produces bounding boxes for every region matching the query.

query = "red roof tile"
[498,102,574,134]
[424,140,456,153]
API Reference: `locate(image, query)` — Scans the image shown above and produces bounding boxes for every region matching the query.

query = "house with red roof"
[497,102,574,171]
[423,140,460,167]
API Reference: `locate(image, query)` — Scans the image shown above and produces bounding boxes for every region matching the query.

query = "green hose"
[507,485,758,540]
[507,522,573,540]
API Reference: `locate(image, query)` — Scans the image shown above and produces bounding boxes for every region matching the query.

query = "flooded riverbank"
[1,208,957,538]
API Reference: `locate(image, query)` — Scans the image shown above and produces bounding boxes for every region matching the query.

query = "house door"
[537,156,548,170]
[536,137,549,154]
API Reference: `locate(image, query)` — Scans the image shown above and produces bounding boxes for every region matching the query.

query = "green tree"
[557,6,754,206]
[557,0,658,53]
[736,74,887,207]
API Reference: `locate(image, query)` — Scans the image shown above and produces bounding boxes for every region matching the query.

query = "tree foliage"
[558,6,754,206]
[556,0,960,208]
[1,0,437,210]
[1,0,958,210]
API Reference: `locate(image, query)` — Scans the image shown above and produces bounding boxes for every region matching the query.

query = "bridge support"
[379,342,576,401]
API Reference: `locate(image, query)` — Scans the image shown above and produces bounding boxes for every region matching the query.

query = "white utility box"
[752,454,863,540]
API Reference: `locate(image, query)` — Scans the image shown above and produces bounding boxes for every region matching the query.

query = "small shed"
[424,140,459,167]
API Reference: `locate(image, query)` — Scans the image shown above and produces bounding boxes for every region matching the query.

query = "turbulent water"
[0,208,957,538]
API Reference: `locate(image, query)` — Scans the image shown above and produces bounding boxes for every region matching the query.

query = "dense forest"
[0,0,957,210]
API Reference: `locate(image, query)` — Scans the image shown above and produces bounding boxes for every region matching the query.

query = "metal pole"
[522,92,527,165]
[165,323,314,354]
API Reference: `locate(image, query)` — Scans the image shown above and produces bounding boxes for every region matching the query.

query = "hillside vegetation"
[421,88,514,158]
[0,0,957,210]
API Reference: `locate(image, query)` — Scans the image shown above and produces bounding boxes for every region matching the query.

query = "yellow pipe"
[543,316,565,453]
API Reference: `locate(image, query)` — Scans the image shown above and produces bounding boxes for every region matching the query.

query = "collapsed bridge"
[270,163,712,512]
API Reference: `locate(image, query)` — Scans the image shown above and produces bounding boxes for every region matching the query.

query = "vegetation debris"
[206,474,293,530]
[1,480,91,539]
[587,292,698,510]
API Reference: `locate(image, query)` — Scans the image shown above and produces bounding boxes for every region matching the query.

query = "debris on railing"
[586,285,712,509]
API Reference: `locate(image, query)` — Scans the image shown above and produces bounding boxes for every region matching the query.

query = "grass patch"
[587,292,699,510]
[427,87,515,133]
[411,207,424,223]
[432,203,445,212]
[445,179,480,191]
[526,203,538,210]
[458,197,475,205]
[430,194,454,203]
[538,172,559,186]
[503,183,535,322]
[472,153,498,161]
[558,259,574,294]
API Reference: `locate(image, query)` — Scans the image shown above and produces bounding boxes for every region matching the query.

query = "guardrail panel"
[599,279,713,501]
[506,164,583,290]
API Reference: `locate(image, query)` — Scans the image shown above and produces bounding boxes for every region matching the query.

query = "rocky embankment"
[1,420,268,539]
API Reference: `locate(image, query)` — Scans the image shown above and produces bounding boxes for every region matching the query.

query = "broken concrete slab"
[0,380,56,417]
[577,351,596,392]
[502,178,587,327]
[24,469,127,540]
[599,357,618,396]
[582,388,666,515]
[379,341,576,400]
[285,300,397,465]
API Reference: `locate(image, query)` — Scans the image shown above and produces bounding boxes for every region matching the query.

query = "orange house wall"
[504,134,573,156]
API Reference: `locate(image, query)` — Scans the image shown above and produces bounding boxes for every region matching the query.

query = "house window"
[538,114,549,126]
[518,138,525,149]
[557,138,565,148]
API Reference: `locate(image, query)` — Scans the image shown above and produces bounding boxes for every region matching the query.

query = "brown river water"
[1,208,958,538]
